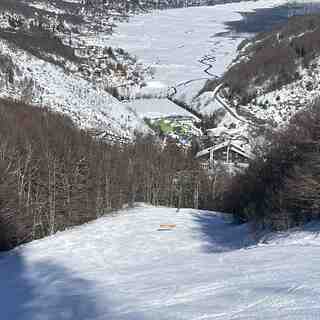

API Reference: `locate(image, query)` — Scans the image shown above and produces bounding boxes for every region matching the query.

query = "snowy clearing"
[2,206,320,319]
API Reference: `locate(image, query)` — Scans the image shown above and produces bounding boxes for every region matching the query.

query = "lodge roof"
[195,141,255,160]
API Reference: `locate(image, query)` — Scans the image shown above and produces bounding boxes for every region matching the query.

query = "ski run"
[2,205,320,320]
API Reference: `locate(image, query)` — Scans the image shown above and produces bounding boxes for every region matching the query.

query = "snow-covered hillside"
[0,39,151,137]
[0,0,154,138]
[199,11,320,153]
[3,205,320,319]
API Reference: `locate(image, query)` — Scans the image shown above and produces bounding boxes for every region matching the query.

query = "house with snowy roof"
[195,140,255,170]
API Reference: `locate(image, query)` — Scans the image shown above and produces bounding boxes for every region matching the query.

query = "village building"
[195,140,255,171]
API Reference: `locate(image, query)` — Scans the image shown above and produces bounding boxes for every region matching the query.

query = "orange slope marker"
[158,224,176,231]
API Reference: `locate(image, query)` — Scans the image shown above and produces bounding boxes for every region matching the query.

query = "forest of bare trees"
[0,99,219,251]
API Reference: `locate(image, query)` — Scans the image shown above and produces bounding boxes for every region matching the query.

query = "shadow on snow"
[191,212,254,253]
[1,252,104,320]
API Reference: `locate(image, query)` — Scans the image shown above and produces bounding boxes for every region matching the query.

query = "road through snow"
[2,206,320,320]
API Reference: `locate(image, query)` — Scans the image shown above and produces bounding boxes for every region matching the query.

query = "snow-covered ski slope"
[2,206,320,319]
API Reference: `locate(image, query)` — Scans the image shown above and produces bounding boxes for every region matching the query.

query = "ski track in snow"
[2,206,320,320]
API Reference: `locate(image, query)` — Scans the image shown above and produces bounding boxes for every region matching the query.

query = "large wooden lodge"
[195,140,255,171]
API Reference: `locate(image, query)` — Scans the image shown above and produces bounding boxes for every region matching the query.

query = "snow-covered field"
[128,98,199,119]
[107,0,300,95]
[3,205,320,320]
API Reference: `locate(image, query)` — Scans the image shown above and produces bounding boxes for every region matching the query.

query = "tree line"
[0,99,218,251]
[219,100,320,231]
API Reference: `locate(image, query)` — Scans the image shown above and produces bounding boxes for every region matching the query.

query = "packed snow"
[2,205,320,320]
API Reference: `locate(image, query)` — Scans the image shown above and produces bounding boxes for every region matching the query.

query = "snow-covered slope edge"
[3,205,320,319]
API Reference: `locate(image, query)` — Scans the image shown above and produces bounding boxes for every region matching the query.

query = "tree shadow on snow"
[0,249,151,320]
[0,251,107,320]
[191,212,255,254]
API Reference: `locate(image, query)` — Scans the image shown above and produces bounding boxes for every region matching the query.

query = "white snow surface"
[128,98,199,120]
[106,0,298,93]
[0,39,150,138]
[2,206,320,320]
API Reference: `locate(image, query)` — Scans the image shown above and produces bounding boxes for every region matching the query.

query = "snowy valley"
[3,1,320,319]
[105,0,320,154]
[1,0,317,144]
